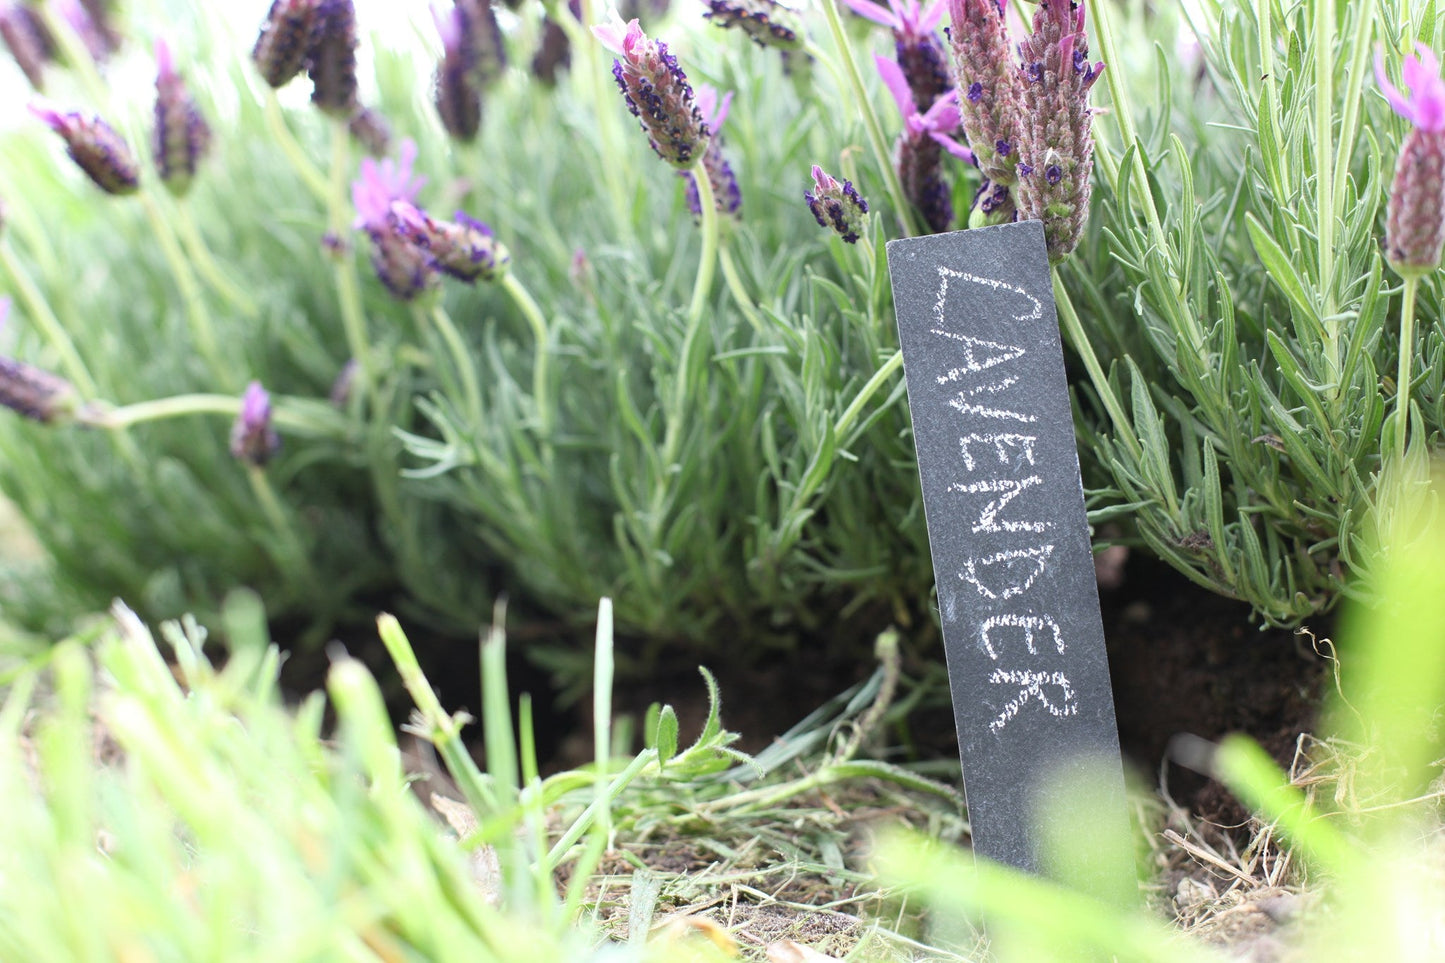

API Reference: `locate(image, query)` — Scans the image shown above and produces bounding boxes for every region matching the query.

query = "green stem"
[834,349,903,442]
[263,91,330,203]
[324,120,374,407]
[137,190,230,387]
[247,465,322,596]
[688,159,720,324]
[422,302,484,431]
[500,273,553,440]
[0,243,97,398]
[1392,276,1420,464]
[1052,268,1145,467]
[816,0,920,237]
[718,243,765,336]
[92,393,352,438]
[1314,0,1338,380]
[173,199,260,318]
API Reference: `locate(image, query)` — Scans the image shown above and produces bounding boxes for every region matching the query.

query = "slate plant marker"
[886,221,1135,903]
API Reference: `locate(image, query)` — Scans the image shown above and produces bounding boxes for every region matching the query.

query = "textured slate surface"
[886,221,1133,900]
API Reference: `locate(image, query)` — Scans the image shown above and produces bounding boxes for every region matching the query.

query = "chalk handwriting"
[979,613,1065,659]
[958,433,1038,472]
[948,395,1038,424]
[987,669,1077,733]
[960,544,1054,600]
[946,476,1048,534]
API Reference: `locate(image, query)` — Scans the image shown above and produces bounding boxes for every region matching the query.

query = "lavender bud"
[682,86,741,220]
[805,164,869,244]
[392,202,510,283]
[347,106,392,157]
[0,5,55,90]
[231,381,281,467]
[593,18,710,169]
[899,134,952,233]
[0,355,79,424]
[455,0,506,90]
[308,0,359,117]
[946,0,1022,189]
[532,8,574,87]
[897,33,951,111]
[366,226,437,300]
[352,141,438,300]
[703,0,805,51]
[968,177,1014,227]
[153,39,212,197]
[75,0,121,53]
[1013,0,1103,261]
[30,103,139,195]
[329,358,357,407]
[1377,46,1445,276]
[432,1,483,142]
[253,0,323,89]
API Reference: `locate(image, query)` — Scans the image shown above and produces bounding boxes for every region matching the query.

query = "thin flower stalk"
[1376,44,1445,462]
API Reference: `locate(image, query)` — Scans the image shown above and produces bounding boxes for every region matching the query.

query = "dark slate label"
[886,221,1133,900]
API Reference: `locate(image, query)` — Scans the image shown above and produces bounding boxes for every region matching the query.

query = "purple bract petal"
[875,53,916,119]
[1376,43,1445,133]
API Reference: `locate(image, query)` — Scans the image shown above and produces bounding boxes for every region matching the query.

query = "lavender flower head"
[845,0,949,109]
[55,0,112,60]
[348,106,392,157]
[682,85,742,219]
[432,1,482,141]
[352,140,436,300]
[308,0,359,118]
[153,39,212,197]
[1376,44,1445,276]
[0,298,79,425]
[702,0,805,52]
[593,16,710,169]
[29,102,139,195]
[253,0,323,88]
[878,54,972,233]
[946,0,1021,190]
[0,5,55,91]
[1014,0,1104,261]
[805,165,869,243]
[391,201,510,283]
[231,381,281,467]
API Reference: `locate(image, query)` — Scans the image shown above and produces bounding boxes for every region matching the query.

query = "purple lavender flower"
[55,0,112,61]
[308,0,359,118]
[1376,44,1445,276]
[75,0,120,53]
[0,298,79,425]
[593,17,710,169]
[878,55,973,234]
[231,381,281,467]
[532,0,581,86]
[805,165,869,243]
[0,5,55,90]
[253,0,323,89]
[329,358,358,407]
[845,0,949,110]
[946,0,1022,222]
[1014,0,1103,261]
[347,106,392,157]
[153,39,212,197]
[432,1,482,142]
[703,0,804,52]
[391,202,510,283]
[29,102,139,195]
[682,86,742,219]
[352,140,436,300]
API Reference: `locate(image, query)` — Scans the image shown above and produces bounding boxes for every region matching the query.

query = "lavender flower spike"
[845,0,949,110]
[878,54,973,234]
[0,5,55,91]
[432,1,482,142]
[391,202,511,283]
[231,381,281,467]
[308,0,360,118]
[253,0,323,89]
[1376,44,1445,276]
[352,139,436,301]
[1014,0,1104,262]
[946,0,1022,190]
[153,39,212,197]
[703,0,805,52]
[805,165,869,243]
[682,86,742,220]
[0,299,80,425]
[29,102,139,195]
[593,16,710,169]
